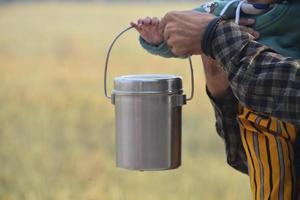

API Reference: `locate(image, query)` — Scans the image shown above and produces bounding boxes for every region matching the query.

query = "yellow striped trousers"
[238,106,297,200]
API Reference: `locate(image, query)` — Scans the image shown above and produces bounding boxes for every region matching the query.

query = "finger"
[165,35,173,48]
[171,47,187,57]
[251,30,260,39]
[130,22,142,32]
[244,26,259,39]
[159,19,166,35]
[163,23,172,41]
[143,17,151,25]
[171,48,179,56]
[159,16,166,29]
[239,18,255,26]
[152,17,160,26]
[137,18,143,25]
[166,37,182,56]
[130,22,138,28]
[159,11,175,33]
[240,26,260,39]
[137,24,143,31]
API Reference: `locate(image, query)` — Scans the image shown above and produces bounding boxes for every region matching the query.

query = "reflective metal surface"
[113,74,182,94]
[113,75,185,171]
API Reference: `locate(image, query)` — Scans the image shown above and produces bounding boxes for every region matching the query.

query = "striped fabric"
[208,20,300,199]
[207,87,249,174]
[238,105,297,200]
[211,21,300,127]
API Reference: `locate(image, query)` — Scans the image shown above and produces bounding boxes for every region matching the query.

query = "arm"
[203,55,248,173]
[210,21,300,126]
[138,0,233,58]
[160,11,300,126]
[202,55,229,97]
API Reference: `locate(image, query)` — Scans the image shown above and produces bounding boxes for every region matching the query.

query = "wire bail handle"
[104,26,194,101]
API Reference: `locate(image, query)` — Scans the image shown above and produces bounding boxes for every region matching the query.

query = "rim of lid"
[113,74,183,94]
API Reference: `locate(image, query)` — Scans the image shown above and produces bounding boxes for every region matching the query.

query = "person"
[131,0,300,59]
[131,0,300,200]
[162,9,300,200]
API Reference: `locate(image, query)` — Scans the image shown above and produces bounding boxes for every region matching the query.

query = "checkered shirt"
[211,21,300,127]
[207,20,300,192]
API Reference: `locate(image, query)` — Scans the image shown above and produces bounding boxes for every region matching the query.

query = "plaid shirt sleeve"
[211,21,300,127]
[206,87,248,174]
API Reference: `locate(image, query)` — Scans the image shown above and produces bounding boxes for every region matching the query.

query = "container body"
[112,74,185,171]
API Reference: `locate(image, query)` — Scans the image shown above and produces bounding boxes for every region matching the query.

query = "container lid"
[113,74,182,94]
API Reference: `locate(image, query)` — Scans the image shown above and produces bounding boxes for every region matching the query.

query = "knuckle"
[164,24,172,34]
[152,17,159,23]
[239,19,246,25]
[166,37,172,45]
[165,10,177,18]
[171,48,178,55]
[166,10,175,15]
[172,48,183,56]
[247,27,253,33]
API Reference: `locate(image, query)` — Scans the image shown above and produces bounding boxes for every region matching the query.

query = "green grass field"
[0,2,250,200]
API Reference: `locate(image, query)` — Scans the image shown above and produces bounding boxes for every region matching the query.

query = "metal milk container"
[104,27,194,171]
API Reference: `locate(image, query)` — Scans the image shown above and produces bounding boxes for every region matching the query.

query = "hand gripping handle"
[104,26,194,101]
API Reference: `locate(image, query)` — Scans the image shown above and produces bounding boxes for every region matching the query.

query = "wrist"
[201,16,226,58]
[153,40,164,46]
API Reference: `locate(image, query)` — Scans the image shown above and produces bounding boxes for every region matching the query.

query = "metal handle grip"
[104,26,194,101]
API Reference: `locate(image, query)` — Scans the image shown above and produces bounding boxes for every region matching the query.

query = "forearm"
[210,21,300,126]
[202,55,229,97]
[201,54,247,173]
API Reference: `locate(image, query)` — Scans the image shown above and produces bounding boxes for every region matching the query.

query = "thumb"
[130,22,142,33]
[239,18,255,26]
[130,22,137,28]
[158,17,166,36]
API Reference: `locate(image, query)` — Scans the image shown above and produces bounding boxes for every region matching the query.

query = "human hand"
[160,10,215,56]
[239,18,260,39]
[130,17,163,45]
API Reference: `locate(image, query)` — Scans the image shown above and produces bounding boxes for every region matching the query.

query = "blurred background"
[0,0,251,199]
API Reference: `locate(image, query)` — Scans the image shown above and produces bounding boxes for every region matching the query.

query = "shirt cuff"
[210,21,254,75]
[139,37,176,58]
